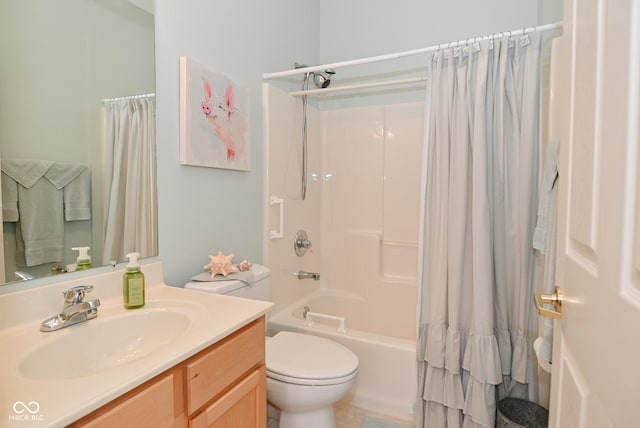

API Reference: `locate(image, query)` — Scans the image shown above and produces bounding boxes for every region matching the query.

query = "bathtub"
[267,290,417,421]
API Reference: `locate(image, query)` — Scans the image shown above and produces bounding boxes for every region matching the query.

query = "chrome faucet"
[294,230,313,257]
[40,285,101,332]
[14,271,35,281]
[296,270,320,280]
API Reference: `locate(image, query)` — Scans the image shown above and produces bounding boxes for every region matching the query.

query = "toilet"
[185,264,359,428]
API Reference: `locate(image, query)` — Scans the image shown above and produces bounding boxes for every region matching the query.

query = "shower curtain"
[102,96,157,264]
[416,32,542,428]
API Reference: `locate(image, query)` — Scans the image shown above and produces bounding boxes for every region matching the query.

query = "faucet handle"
[294,230,313,257]
[63,285,94,304]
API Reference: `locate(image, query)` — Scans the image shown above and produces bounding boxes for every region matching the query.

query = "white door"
[549,0,640,426]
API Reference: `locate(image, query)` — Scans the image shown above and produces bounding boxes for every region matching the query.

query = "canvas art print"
[180,56,250,171]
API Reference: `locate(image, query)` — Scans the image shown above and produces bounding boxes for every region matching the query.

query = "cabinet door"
[189,365,266,428]
[75,374,175,428]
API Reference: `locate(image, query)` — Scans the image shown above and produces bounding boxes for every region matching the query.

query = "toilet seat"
[266,331,359,386]
[266,368,358,386]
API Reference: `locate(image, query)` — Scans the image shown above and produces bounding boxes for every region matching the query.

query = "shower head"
[312,70,334,88]
[294,62,336,89]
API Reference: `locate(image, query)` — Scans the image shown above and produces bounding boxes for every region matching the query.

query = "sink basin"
[19,309,192,380]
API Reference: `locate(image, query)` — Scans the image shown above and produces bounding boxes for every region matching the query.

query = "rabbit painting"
[201,78,247,161]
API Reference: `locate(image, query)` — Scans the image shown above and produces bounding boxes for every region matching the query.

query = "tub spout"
[296,270,320,280]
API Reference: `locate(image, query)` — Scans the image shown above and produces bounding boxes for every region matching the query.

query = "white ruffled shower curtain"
[102,96,157,265]
[416,32,542,428]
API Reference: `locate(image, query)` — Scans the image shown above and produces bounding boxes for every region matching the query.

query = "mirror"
[0,0,156,285]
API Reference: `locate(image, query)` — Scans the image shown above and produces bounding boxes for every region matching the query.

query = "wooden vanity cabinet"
[185,316,266,428]
[69,317,266,428]
[188,365,266,428]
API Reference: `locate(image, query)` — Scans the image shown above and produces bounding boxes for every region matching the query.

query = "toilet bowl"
[266,331,358,428]
[185,264,359,428]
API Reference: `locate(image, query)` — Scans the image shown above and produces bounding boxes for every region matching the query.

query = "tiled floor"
[333,400,413,428]
[267,399,413,428]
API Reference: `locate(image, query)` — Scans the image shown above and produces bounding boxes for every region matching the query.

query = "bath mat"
[361,416,410,428]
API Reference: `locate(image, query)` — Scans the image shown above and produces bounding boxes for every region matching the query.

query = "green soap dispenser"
[72,246,92,271]
[123,252,145,309]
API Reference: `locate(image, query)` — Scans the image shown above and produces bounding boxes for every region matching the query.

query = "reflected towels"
[1,159,91,266]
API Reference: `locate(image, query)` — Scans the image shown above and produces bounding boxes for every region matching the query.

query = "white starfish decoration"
[203,251,238,277]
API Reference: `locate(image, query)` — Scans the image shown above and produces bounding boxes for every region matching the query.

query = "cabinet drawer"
[189,365,266,428]
[186,317,265,415]
[77,374,175,428]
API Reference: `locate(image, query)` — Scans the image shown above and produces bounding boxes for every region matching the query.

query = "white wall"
[154,0,320,286]
[317,0,540,109]
[319,0,538,63]
[155,1,543,286]
[538,0,563,24]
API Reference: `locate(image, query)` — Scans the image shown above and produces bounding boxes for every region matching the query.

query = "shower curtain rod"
[288,76,428,96]
[101,93,155,103]
[263,22,562,80]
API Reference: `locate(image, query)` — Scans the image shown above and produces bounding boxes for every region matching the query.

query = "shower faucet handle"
[296,238,312,250]
[294,230,313,256]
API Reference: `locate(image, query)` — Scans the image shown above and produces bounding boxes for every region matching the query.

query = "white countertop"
[0,262,272,427]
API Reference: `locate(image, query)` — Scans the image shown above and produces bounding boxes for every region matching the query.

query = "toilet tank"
[184,264,272,302]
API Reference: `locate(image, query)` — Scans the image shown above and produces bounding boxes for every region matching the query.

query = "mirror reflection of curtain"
[102,95,157,265]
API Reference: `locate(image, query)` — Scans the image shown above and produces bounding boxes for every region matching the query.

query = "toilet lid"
[266,332,359,382]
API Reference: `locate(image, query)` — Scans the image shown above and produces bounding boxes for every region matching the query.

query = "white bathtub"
[267,290,417,421]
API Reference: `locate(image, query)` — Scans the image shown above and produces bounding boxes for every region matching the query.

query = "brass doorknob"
[534,286,563,319]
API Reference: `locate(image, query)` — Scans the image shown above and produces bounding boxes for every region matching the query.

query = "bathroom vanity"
[0,262,272,427]
[70,317,266,427]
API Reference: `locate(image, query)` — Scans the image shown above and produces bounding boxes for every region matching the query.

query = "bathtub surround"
[265,84,421,325]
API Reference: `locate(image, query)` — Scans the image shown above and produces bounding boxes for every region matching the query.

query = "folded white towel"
[44,162,86,189]
[1,159,54,188]
[16,177,65,266]
[45,164,91,221]
[1,159,91,266]
[191,269,256,286]
[1,172,19,222]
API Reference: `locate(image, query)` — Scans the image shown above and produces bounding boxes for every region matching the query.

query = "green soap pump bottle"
[123,252,145,309]
[72,246,92,271]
